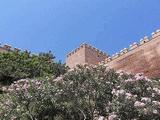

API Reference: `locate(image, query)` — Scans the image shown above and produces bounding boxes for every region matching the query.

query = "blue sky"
[0,0,160,62]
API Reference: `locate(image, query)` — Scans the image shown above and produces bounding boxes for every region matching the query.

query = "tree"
[0,50,67,86]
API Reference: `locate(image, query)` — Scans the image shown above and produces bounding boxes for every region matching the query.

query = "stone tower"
[66,43,108,68]
[0,44,12,53]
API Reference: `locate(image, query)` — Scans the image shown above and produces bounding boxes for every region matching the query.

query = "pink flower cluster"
[125,92,133,99]
[108,113,117,120]
[141,97,151,102]
[111,89,125,96]
[116,70,125,76]
[124,73,152,83]
[112,89,136,99]
[5,79,43,94]
[152,101,160,107]
[135,73,145,80]
[134,101,145,107]
[7,79,30,92]
[153,87,160,95]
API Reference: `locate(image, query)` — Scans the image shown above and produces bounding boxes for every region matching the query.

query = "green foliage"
[0,65,160,120]
[0,65,121,119]
[59,65,119,119]
[0,50,67,86]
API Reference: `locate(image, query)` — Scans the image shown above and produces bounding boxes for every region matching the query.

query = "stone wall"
[85,44,108,65]
[104,29,160,78]
[66,43,108,68]
[66,29,160,78]
[66,44,86,68]
[0,44,21,53]
[0,44,12,53]
[0,47,8,53]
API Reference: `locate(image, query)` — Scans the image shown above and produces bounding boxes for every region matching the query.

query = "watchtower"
[66,43,108,68]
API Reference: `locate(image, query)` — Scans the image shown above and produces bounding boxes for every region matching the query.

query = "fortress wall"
[66,29,160,78]
[66,44,108,68]
[85,45,108,65]
[0,44,12,53]
[0,47,8,53]
[0,44,23,53]
[105,30,160,78]
[66,44,86,68]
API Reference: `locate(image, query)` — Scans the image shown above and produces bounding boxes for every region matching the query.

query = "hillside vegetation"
[0,50,67,85]
[0,51,160,120]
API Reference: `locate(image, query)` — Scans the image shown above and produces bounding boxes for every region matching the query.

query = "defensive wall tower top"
[66,43,108,58]
[0,44,30,53]
[101,29,160,64]
[66,43,108,68]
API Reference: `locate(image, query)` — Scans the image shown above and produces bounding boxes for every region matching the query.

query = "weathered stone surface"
[0,47,8,53]
[106,35,160,78]
[66,30,160,78]
[66,45,86,68]
[66,44,108,68]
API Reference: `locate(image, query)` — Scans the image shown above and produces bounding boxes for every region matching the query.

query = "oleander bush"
[0,65,160,120]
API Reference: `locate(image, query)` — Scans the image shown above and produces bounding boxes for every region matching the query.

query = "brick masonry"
[0,44,21,53]
[66,43,108,68]
[66,29,160,78]
[0,44,12,53]
[105,30,160,78]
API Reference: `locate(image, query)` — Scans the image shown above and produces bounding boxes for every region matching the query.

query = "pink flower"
[116,70,125,76]
[141,97,151,102]
[143,108,148,114]
[153,87,160,95]
[125,78,135,82]
[35,81,42,85]
[16,87,20,91]
[152,101,160,106]
[153,110,158,114]
[98,116,105,120]
[134,101,145,107]
[126,93,132,96]
[113,89,125,96]
[152,93,155,97]
[125,93,132,99]
[2,87,7,91]
[134,95,138,98]
[108,114,117,120]
[22,83,29,90]
[147,87,152,91]
[111,89,116,94]
[8,88,14,92]
[53,76,63,81]
[118,90,125,94]
[135,73,144,80]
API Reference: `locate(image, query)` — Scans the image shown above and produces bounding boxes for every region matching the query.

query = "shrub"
[0,50,67,86]
[0,65,160,120]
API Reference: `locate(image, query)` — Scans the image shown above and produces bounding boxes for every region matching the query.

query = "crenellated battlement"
[102,29,160,64]
[151,29,160,38]
[0,44,19,52]
[66,28,160,71]
[3,44,12,50]
[67,43,108,58]
[66,43,108,68]
[0,44,29,53]
[67,28,160,77]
